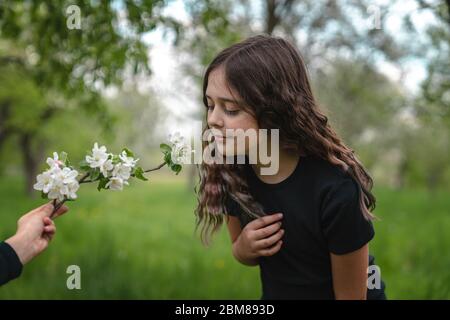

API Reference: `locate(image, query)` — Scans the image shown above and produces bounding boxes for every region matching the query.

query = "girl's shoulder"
[301,154,352,184]
[301,155,360,203]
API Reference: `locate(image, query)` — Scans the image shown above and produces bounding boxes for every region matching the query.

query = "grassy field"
[0,173,449,299]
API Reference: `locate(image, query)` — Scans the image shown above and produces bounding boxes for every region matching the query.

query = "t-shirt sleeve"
[320,178,375,255]
[0,241,23,286]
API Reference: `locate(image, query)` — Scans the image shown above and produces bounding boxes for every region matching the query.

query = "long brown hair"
[195,34,376,244]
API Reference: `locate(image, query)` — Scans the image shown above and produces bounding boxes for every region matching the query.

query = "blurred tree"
[313,59,405,145]
[0,0,181,195]
[411,0,450,121]
[106,87,166,160]
[312,58,410,187]
[413,120,450,191]
[175,0,411,189]
[406,0,450,190]
[179,0,408,88]
[0,61,48,187]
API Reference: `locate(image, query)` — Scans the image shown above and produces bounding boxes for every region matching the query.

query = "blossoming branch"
[34,133,193,217]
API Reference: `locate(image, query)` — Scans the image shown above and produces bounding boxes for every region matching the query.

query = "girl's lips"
[214,135,226,141]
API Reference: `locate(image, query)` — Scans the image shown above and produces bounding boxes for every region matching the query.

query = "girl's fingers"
[52,204,69,219]
[248,213,283,230]
[43,217,54,226]
[255,229,284,249]
[259,240,283,257]
[44,225,56,234]
[42,233,52,243]
[252,222,282,240]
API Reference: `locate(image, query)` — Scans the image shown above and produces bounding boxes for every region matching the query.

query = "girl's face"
[206,67,259,157]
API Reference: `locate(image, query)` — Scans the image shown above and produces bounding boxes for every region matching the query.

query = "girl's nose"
[207,107,224,128]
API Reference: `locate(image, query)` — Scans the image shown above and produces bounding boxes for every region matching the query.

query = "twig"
[79,172,90,183]
[144,162,166,173]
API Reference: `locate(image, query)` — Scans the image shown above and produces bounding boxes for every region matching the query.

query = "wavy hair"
[195,34,376,244]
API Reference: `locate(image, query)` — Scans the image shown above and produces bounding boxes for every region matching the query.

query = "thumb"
[37,202,55,218]
[51,204,69,220]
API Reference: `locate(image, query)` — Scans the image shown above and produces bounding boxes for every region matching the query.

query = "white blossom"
[168,132,192,165]
[65,181,80,199]
[85,143,114,178]
[86,143,110,169]
[33,170,54,193]
[46,152,63,168]
[119,151,139,168]
[61,167,79,183]
[112,162,132,180]
[168,132,186,146]
[105,177,128,191]
[99,159,114,178]
[48,185,66,202]
[171,143,192,165]
[34,158,79,201]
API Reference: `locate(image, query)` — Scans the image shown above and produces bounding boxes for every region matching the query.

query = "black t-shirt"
[226,154,386,299]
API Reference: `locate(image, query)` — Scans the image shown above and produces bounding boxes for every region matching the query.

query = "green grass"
[0,175,449,299]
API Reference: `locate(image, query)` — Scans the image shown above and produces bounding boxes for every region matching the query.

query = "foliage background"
[0,0,449,299]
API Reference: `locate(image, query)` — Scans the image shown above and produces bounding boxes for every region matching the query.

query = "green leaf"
[122,147,135,158]
[61,152,71,167]
[170,164,182,175]
[59,151,68,164]
[112,154,121,165]
[65,159,72,167]
[90,168,101,181]
[41,191,48,199]
[97,177,109,191]
[160,143,172,154]
[164,152,172,165]
[134,166,148,181]
[79,160,91,171]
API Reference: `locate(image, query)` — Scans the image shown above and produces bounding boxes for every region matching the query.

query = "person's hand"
[5,202,68,265]
[233,213,284,262]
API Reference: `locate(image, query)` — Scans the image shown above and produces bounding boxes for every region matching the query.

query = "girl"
[195,34,386,300]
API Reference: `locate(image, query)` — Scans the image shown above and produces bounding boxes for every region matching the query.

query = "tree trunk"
[19,133,40,197]
[0,101,12,151]
[0,129,10,151]
[426,168,440,194]
[445,0,450,24]
[265,0,295,35]
[265,0,280,35]
[395,157,409,190]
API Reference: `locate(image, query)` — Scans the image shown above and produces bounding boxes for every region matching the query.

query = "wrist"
[232,239,258,266]
[232,240,243,261]
[5,234,34,265]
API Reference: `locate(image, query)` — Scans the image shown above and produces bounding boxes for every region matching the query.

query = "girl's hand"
[233,213,284,264]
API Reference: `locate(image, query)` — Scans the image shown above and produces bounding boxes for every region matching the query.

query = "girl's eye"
[206,105,214,111]
[224,109,240,116]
